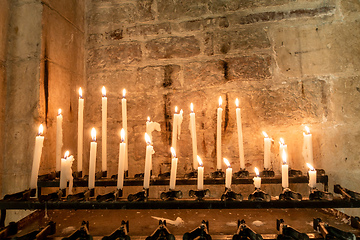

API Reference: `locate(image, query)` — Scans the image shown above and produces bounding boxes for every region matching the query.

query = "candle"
[279,138,288,169]
[122,89,128,172]
[144,133,153,189]
[217,97,223,170]
[197,156,204,190]
[253,167,261,189]
[30,124,44,189]
[169,147,178,190]
[77,87,84,172]
[189,103,198,169]
[117,129,126,190]
[171,107,183,154]
[281,149,289,188]
[262,131,271,169]
[307,163,317,188]
[56,109,63,172]
[146,116,161,142]
[60,151,74,193]
[303,126,314,166]
[235,98,245,169]
[224,158,232,189]
[89,128,97,189]
[102,86,107,172]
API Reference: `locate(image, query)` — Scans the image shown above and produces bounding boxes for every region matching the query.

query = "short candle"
[281,149,289,189]
[303,126,314,166]
[253,167,261,189]
[169,147,178,190]
[197,156,204,190]
[30,124,45,189]
[262,131,271,170]
[224,158,232,189]
[117,129,126,190]
[279,138,288,169]
[307,163,317,188]
[89,128,97,189]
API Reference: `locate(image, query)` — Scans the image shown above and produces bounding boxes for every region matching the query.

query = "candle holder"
[334,184,360,200]
[351,216,360,229]
[134,172,144,179]
[72,171,82,179]
[127,188,149,202]
[313,218,356,240]
[309,188,333,201]
[160,189,183,201]
[95,171,107,179]
[103,220,129,240]
[211,169,224,178]
[277,219,309,240]
[39,189,64,202]
[116,188,123,198]
[3,188,36,201]
[56,171,60,178]
[124,170,129,178]
[316,168,326,176]
[38,172,57,181]
[158,171,170,179]
[189,189,210,200]
[221,188,243,201]
[147,220,175,240]
[183,220,210,240]
[279,188,302,201]
[185,169,198,178]
[234,169,249,178]
[248,188,271,202]
[260,169,275,177]
[96,190,116,202]
[288,168,302,177]
[67,188,94,202]
[232,220,263,240]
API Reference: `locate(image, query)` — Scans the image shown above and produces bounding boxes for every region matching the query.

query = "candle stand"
[128,188,149,202]
[248,188,271,202]
[160,189,183,201]
[67,188,94,202]
[158,171,170,179]
[313,218,356,240]
[39,189,64,202]
[334,184,360,201]
[17,221,56,240]
[73,171,82,179]
[3,188,36,201]
[183,220,210,240]
[234,169,249,178]
[0,221,18,238]
[316,168,326,176]
[309,188,333,201]
[232,219,263,240]
[189,189,210,200]
[134,173,144,179]
[103,220,129,240]
[279,188,302,201]
[146,220,175,240]
[289,168,302,177]
[64,220,91,240]
[185,169,198,178]
[260,169,275,177]
[211,169,224,178]
[221,188,243,201]
[39,172,57,181]
[276,219,309,240]
[351,216,360,229]
[95,171,107,179]
[96,191,116,202]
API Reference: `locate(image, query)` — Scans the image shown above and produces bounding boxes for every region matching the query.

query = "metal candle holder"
[39,189,64,202]
[103,220,130,240]
[289,168,303,177]
[313,218,356,240]
[276,219,309,240]
[221,187,243,201]
[234,169,249,178]
[95,171,107,179]
[183,220,211,240]
[185,169,198,178]
[279,188,302,201]
[3,188,36,201]
[127,188,149,202]
[146,220,175,240]
[233,219,263,240]
[160,189,183,201]
[73,171,82,179]
[189,189,210,200]
[158,171,170,179]
[248,188,271,202]
[260,169,275,177]
[96,191,116,202]
[309,188,333,201]
[38,172,57,181]
[211,169,224,178]
[67,188,94,202]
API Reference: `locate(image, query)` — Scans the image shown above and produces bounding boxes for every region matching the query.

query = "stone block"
[126,22,171,38]
[157,0,209,20]
[204,32,214,56]
[179,17,229,32]
[88,3,137,27]
[145,36,200,59]
[0,0,9,62]
[208,0,289,13]
[137,65,181,91]
[88,28,123,45]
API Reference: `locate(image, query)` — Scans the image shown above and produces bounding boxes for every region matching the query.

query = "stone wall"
[85,0,360,201]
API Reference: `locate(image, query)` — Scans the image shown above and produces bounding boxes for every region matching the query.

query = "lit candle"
[235,98,245,169]
[171,107,183,154]
[279,138,288,169]
[303,126,314,166]
[253,167,261,189]
[144,133,154,189]
[197,156,204,190]
[89,128,97,189]
[189,103,198,169]
[224,158,232,189]
[281,149,289,189]
[117,129,126,190]
[146,116,161,142]
[217,97,223,170]
[262,131,271,169]
[122,89,128,172]
[77,87,84,172]
[30,124,44,189]
[60,151,74,194]
[56,109,63,172]
[307,163,317,188]
[169,147,178,190]
[102,86,107,172]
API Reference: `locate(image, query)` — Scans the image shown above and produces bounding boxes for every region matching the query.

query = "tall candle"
[224,158,232,189]
[279,138,288,169]
[77,87,84,172]
[56,109,63,172]
[30,124,44,189]
[197,156,204,190]
[144,133,153,189]
[60,151,74,194]
[122,89,128,172]
[235,98,245,169]
[102,86,107,172]
[171,107,183,154]
[189,103,198,169]
[281,149,289,188]
[307,163,317,188]
[303,126,314,166]
[117,129,126,190]
[263,131,271,169]
[217,97,223,170]
[89,128,97,189]
[253,167,261,189]
[169,147,178,190]
[146,116,161,142]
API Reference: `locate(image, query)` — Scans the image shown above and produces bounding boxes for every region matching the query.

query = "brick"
[179,17,229,32]
[126,22,171,38]
[88,28,123,44]
[136,0,155,22]
[145,36,200,59]
[137,65,181,91]
[157,0,209,20]
[183,61,225,89]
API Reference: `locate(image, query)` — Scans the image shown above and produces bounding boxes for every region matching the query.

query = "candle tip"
[223,158,230,168]
[91,128,96,141]
[304,126,310,134]
[147,116,150,122]
[262,131,268,138]
[38,124,44,135]
[170,147,176,158]
[306,163,315,171]
[219,96,222,107]
[123,89,126,98]
[64,151,69,158]
[279,138,285,145]
[79,87,83,98]
[255,167,260,176]
[282,149,287,164]
[190,103,194,112]
[58,109,62,115]
[102,86,106,97]
[175,106,178,113]
[120,128,125,142]
[235,98,239,107]
[145,133,151,145]
[197,155,203,167]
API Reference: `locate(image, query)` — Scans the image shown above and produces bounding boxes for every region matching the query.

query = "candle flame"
[170,147,176,158]
[279,138,285,145]
[282,149,287,164]
[38,124,43,135]
[145,133,151,145]
[102,86,106,97]
[262,131,268,138]
[190,103,194,113]
[120,128,125,142]
[58,109,62,115]
[91,128,96,141]
[255,167,260,176]
[147,116,150,122]
[304,126,310,135]
[197,155,203,167]
[223,158,230,168]
[79,87,83,98]
[306,163,315,171]
[64,151,69,159]
[123,89,126,98]
[235,98,239,108]
[219,96,222,107]
[175,106,178,114]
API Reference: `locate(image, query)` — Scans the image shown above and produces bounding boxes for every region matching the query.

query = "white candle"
[189,103,198,169]
[60,151,74,194]
[30,124,44,189]
[281,149,289,188]
[303,126,314,166]
[169,147,178,190]
[89,128,97,189]
[307,163,317,188]
[217,97,223,170]
[197,156,204,190]
[77,88,84,172]
[144,133,153,189]
[262,131,271,169]
[117,129,126,190]
[253,167,261,189]
[102,86,107,172]
[146,116,161,142]
[224,158,232,189]
[56,109,63,172]
[171,107,183,154]
[235,98,245,169]
[122,89,128,172]
[279,138,288,169]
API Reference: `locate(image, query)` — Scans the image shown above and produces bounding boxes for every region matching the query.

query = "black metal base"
[158,171,170,179]
[134,170,152,179]
[248,188,271,202]
[73,171,82,179]
[39,189,64,202]
[314,218,356,240]
[3,188,36,201]
[146,220,175,240]
[234,169,249,178]
[67,188,94,202]
[185,170,198,178]
[183,220,211,240]
[96,190,116,202]
[260,169,275,177]
[63,220,91,240]
[160,189,183,200]
[189,189,210,200]
[351,216,360,229]
[103,220,130,240]
[128,189,149,202]
[221,188,243,201]
[309,188,333,201]
[95,171,107,179]
[56,171,60,178]
[125,170,128,179]
[116,189,123,198]
[279,188,302,201]
[233,219,263,240]
[211,169,224,178]
[334,184,360,200]
[38,172,57,181]
[316,168,326,176]
[277,219,309,240]
[289,168,302,177]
